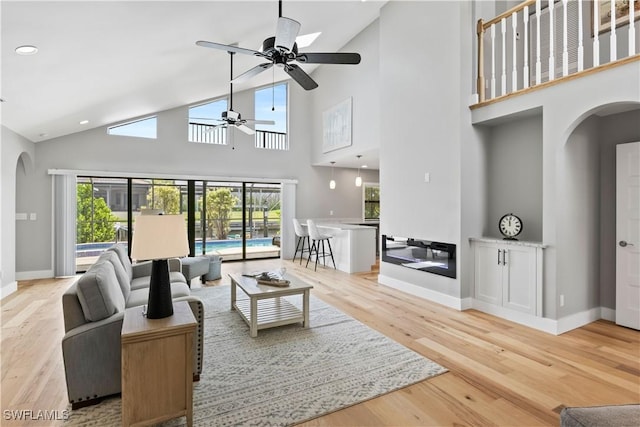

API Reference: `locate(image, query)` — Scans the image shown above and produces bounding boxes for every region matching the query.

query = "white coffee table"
[229,273,313,337]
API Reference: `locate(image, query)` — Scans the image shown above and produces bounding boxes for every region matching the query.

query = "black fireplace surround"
[381,235,456,279]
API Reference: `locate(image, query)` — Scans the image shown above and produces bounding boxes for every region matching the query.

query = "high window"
[254,83,288,150]
[363,183,380,220]
[107,116,157,139]
[189,98,228,144]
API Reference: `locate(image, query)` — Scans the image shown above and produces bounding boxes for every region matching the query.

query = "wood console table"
[121,301,196,427]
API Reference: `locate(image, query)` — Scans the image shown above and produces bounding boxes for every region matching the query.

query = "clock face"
[499,213,522,238]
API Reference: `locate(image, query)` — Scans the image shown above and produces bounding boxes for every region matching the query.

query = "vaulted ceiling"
[1,1,386,143]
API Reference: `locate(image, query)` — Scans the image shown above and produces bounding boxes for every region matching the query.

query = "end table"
[121,301,196,427]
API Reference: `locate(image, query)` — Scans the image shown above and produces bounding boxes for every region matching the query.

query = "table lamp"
[131,214,189,319]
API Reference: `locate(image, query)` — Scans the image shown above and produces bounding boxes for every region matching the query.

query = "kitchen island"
[310,222,377,273]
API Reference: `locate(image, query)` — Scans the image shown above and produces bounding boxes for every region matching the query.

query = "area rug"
[65,285,447,426]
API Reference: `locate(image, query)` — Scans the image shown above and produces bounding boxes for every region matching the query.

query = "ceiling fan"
[195,0,361,90]
[191,51,275,135]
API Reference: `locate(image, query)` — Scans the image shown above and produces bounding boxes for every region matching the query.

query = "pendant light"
[355,155,363,187]
[329,161,336,190]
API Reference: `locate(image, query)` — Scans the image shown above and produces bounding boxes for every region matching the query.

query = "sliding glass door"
[76,177,281,272]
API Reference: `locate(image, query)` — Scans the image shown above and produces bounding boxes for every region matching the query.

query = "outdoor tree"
[146,183,180,214]
[201,188,238,240]
[76,183,120,243]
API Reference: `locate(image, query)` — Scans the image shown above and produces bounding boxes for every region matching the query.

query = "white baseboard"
[600,307,616,322]
[471,299,559,334]
[556,307,603,334]
[1,281,18,300]
[15,269,54,281]
[377,274,466,310]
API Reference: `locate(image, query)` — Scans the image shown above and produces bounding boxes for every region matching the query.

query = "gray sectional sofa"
[61,244,204,409]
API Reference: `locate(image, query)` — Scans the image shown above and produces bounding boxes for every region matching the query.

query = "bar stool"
[292,218,310,264]
[306,219,336,271]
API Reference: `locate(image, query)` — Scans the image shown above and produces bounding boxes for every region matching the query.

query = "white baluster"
[630,0,636,56]
[578,0,584,71]
[536,0,542,84]
[562,0,569,76]
[523,6,530,88]
[593,0,600,66]
[610,0,617,61]
[549,0,555,81]
[501,18,507,95]
[491,23,496,99]
[512,12,518,92]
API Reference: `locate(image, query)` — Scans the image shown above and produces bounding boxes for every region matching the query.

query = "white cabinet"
[472,238,543,316]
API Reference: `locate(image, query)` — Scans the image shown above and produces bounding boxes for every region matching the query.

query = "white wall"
[378,1,476,299]
[309,19,380,167]
[486,115,543,242]
[1,126,36,297]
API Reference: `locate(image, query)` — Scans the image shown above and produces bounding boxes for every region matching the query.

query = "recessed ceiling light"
[79,120,89,125]
[15,45,38,55]
[296,32,321,49]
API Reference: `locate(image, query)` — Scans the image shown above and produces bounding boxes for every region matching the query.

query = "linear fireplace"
[381,235,456,279]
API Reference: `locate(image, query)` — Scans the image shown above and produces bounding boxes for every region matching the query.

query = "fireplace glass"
[381,235,456,279]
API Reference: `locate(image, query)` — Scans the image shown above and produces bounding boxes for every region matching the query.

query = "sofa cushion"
[76,261,125,322]
[130,271,187,290]
[107,244,133,281]
[99,250,131,300]
[126,282,191,308]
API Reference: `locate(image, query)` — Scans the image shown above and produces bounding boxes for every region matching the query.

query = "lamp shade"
[131,214,189,261]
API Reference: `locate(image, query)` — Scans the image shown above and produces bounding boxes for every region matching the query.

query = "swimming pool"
[76,237,276,258]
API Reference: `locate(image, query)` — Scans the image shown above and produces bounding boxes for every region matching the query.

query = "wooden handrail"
[482,0,536,29]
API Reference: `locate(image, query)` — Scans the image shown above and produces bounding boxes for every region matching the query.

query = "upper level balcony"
[471,0,639,114]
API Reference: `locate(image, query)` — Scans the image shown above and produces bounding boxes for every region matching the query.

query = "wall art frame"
[322,97,352,153]
[594,0,640,35]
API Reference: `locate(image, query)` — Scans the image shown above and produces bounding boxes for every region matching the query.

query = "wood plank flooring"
[1,258,638,426]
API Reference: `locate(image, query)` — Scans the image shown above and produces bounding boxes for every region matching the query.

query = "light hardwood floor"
[1,258,638,426]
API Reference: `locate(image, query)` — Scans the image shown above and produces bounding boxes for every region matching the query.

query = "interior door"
[616,142,640,330]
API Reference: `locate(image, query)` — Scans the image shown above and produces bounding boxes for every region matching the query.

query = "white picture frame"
[322,97,352,153]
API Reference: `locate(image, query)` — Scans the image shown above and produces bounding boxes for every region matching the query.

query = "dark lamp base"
[146,259,174,319]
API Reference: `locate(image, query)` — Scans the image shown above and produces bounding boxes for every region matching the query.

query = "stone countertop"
[469,236,547,248]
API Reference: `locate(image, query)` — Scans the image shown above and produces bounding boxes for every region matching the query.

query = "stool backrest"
[307,219,322,240]
[292,218,308,237]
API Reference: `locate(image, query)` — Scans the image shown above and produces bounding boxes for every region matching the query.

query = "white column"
[523,6,530,88]
[577,0,584,71]
[593,0,600,66]
[536,0,542,84]
[548,0,555,81]
[512,12,518,92]
[501,18,507,95]
[610,0,617,61]
[630,0,636,56]
[491,23,496,98]
[562,0,569,76]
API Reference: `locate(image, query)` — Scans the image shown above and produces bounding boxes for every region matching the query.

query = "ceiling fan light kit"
[196,0,362,91]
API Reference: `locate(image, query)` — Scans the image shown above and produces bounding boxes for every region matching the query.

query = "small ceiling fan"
[195,0,361,90]
[191,51,275,135]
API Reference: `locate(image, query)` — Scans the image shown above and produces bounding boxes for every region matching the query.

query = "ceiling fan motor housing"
[222,110,241,122]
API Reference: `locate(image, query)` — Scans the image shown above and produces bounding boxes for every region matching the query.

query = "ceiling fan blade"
[236,124,255,135]
[284,64,318,90]
[296,52,361,64]
[196,40,261,57]
[275,17,301,52]
[244,119,276,125]
[231,63,273,84]
[190,117,223,122]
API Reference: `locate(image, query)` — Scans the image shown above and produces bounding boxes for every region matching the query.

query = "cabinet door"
[474,243,502,305]
[502,246,537,314]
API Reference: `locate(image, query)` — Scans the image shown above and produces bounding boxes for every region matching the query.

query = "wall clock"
[499,213,522,240]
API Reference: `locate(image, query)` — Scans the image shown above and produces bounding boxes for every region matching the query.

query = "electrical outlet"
[329,210,334,216]
[560,294,565,307]
[424,172,430,183]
